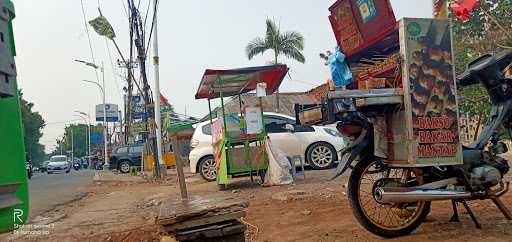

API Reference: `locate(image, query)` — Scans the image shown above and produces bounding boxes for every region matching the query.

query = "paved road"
[28,169,94,218]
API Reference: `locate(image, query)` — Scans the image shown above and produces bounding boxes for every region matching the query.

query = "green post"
[0,0,30,233]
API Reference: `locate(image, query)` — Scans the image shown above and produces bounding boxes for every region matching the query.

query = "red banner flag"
[451,0,480,22]
[160,93,169,105]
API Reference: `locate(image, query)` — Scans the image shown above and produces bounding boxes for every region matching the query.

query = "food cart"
[298,0,463,167]
[195,65,289,187]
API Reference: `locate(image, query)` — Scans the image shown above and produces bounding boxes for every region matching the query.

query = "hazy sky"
[12,0,433,152]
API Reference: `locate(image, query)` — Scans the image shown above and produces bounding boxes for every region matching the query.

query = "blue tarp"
[329,46,353,88]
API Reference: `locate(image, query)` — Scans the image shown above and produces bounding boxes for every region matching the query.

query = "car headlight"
[324,128,344,138]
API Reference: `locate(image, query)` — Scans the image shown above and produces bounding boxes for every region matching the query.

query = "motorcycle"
[26,162,33,179]
[331,50,512,237]
[73,161,81,171]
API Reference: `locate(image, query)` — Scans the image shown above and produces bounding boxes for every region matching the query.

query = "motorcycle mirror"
[493,141,509,154]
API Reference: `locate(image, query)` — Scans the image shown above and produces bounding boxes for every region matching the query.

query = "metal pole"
[101,62,109,170]
[172,134,188,199]
[71,129,74,163]
[152,0,164,176]
[87,119,91,168]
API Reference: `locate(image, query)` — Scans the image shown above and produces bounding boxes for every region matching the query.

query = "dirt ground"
[4,168,512,242]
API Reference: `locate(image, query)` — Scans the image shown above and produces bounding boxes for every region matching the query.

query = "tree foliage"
[246,18,306,64]
[19,90,46,166]
[52,124,104,159]
[452,0,512,120]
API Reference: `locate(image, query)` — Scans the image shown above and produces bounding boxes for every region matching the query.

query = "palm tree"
[246,18,305,112]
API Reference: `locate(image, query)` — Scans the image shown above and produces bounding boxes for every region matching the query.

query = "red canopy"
[195,64,289,99]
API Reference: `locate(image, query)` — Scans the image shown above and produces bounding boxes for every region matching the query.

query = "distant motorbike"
[94,161,104,170]
[73,162,81,171]
[331,50,512,237]
[26,162,33,179]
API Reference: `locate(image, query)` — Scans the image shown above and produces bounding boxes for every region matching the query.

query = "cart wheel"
[218,184,228,191]
[257,170,267,185]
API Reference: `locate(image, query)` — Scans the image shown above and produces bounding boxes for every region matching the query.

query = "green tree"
[54,124,104,159]
[452,0,512,137]
[246,18,305,111]
[246,18,305,64]
[19,90,46,166]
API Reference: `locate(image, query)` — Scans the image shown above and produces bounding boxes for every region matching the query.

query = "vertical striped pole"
[433,0,449,19]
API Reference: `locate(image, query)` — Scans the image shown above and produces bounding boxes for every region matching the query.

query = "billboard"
[129,94,147,120]
[128,94,174,120]
[95,104,120,122]
[400,18,462,166]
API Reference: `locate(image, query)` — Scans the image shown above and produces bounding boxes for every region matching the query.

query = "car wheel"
[47,172,52,174]
[307,142,336,170]
[199,156,217,182]
[119,161,131,174]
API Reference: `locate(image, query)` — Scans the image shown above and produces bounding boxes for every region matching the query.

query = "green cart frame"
[195,65,289,186]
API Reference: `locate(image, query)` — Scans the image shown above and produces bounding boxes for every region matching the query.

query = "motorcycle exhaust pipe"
[374,187,471,203]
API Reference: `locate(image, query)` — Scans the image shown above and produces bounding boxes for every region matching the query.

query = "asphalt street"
[28,169,94,219]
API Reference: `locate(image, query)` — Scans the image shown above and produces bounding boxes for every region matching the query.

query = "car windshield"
[50,156,67,162]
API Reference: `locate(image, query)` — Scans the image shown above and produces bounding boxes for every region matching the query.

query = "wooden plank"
[165,211,246,232]
[328,88,403,99]
[174,220,245,241]
[157,194,248,226]
[355,96,403,107]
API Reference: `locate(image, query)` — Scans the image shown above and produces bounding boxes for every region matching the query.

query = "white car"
[47,155,71,174]
[189,112,347,181]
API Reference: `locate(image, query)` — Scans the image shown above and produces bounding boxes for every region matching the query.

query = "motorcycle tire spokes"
[357,161,427,232]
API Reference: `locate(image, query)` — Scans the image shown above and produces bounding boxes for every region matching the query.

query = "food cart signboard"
[399,18,462,166]
[246,107,263,134]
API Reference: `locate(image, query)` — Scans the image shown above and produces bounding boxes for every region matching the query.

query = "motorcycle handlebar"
[457,49,512,87]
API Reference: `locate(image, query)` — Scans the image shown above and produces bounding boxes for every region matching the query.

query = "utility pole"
[76,60,109,170]
[60,137,63,155]
[75,111,92,167]
[71,128,74,163]
[152,0,164,176]
[118,60,138,144]
[128,0,161,177]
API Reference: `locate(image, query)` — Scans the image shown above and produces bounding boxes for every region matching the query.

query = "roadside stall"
[195,65,289,188]
[311,0,463,166]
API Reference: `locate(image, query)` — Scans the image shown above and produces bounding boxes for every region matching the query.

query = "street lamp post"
[75,111,91,168]
[75,59,109,169]
[71,128,74,163]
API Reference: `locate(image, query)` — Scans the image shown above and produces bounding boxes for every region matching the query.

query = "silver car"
[47,155,71,174]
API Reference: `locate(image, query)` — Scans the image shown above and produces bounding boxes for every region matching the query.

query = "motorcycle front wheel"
[347,157,431,238]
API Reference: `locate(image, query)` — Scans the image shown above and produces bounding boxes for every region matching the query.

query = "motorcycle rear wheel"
[347,157,431,238]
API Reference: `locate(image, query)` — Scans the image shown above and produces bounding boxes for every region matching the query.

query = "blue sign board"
[90,133,102,145]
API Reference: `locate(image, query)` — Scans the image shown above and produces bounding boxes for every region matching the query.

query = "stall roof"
[195,64,289,99]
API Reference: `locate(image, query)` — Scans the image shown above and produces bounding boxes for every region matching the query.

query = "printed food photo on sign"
[404,18,461,160]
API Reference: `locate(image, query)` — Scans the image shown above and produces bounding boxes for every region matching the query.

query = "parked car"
[47,155,71,174]
[189,112,347,181]
[109,143,144,173]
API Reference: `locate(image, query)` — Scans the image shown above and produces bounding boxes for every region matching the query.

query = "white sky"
[12,0,433,152]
